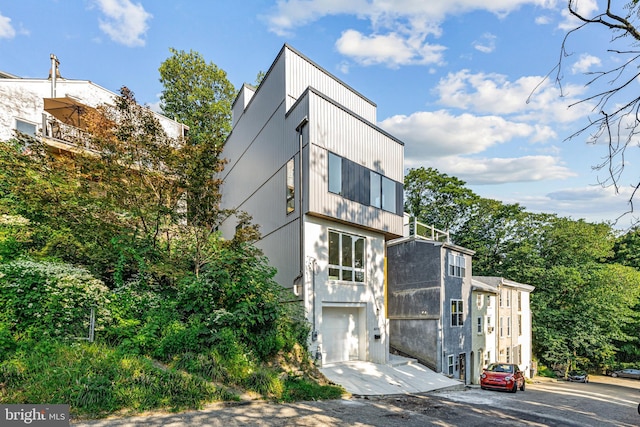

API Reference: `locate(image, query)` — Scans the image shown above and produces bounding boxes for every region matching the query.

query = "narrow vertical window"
[448,355,454,375]
[451,300,464,326]
[286,158,295,214]
[328,152,342,194]
[477,316,482,333]
[370,171,381,208]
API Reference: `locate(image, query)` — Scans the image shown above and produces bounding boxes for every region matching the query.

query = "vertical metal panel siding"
[310,94,403,182]
[307,93,403,236]
[256,220,300,288]
[285,49,376,122]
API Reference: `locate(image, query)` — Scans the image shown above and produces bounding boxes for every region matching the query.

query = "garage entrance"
[322,306,365,363]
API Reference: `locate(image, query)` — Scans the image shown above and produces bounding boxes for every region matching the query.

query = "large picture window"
[328,230,365,283]
[328,152,401,214]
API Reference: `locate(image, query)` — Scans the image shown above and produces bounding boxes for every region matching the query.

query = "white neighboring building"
[472,276,535,378]
[0,55,186,148]
[219,44,405,365]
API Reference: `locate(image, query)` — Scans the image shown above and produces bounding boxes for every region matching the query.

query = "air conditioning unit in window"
[487,326,494,333]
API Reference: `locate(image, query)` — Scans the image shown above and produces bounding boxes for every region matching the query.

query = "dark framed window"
[451,299,463,326]
[328,230,365,283]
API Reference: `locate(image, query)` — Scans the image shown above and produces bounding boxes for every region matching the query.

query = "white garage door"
[323,307,361,363]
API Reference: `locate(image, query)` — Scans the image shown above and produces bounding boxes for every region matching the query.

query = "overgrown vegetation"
[0,51,343,418]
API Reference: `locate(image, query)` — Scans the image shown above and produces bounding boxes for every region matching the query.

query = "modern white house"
[0,54,186,149]
[218,44,405,365]
[472,276,535,379]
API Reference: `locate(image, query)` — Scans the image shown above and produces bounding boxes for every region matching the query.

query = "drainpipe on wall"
[292,117,308,297]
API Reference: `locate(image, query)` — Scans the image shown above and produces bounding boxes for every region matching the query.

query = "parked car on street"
[611,369,640,379]
[567,370,589,383]
[480,363,525,393]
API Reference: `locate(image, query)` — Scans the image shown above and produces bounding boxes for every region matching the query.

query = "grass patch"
[280,377,344,402]
[0,340,238,419]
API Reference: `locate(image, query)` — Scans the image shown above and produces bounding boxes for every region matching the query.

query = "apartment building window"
[476,316,482,334]
[286,158,295,214]
[487,295,492,307]
[327,152,402,214]
[507,316,511,337]
[506,347,511,363]
[506,290,511,308]
[476,294,483,308]
[499,290,503,307]
[451,299,464,326]
[499,317,504,337]
[485,351,491,365]
[15,119,36,137]
[328,230,365,283]
[447,355,454,375]
[517,345,522,364]
[518,314,522,336]
[487,316,493,333]
[448,253,466,277]
[518,291,522,311]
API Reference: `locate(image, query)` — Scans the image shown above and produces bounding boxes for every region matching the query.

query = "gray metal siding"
[285,48,376,122]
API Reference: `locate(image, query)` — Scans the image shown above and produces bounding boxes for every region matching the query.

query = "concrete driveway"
[319,356,464,396]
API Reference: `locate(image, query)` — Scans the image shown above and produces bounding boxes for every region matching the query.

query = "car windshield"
[487,363,513,373]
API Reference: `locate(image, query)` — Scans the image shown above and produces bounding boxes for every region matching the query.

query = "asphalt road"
[71,375,640,426]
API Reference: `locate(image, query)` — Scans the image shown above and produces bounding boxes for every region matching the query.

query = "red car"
[480,363,525,393]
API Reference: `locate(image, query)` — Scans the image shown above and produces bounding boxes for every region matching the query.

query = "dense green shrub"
[0,259,111,340]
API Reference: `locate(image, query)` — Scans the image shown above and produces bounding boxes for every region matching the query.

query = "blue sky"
[1,0,638,227]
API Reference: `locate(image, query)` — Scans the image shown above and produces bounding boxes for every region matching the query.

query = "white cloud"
[571,53,601,74]
[522,184,637,225]
[380,110,535,158]
[0,12,16,39]
[436,155,575,184]
[558,0,598,31]
[93,0,152,47]
[472,33,496,53]
[335,29,446,67]
[265,0,557,66]
[433,70,591,125]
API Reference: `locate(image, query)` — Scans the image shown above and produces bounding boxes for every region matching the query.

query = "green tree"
[454,198,533,276]
[404,167,478,233]
[158,48,235,151]
[613,227,640,270]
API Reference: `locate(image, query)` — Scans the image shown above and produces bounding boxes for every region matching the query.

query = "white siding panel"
[285,48,376,123]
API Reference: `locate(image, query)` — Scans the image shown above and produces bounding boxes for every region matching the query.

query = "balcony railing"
[41,113,98,152]
[404,216,450,243]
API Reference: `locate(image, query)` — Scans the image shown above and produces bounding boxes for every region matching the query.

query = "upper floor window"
[451,299,463,326]
[506,290,511,308]
[286,158,295,214]
[476,294,483,308]
[328,152,401,214]
[487,295,492,307]
[518,291,522,311]
[518,314,522,336]
[16,119,36,137]
[328,152,342,195]
[448,253,466,277]
[328,230,365,283]
[476,316,482,334]
[447,355,454,375]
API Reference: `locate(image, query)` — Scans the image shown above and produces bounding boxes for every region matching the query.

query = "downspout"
[292,117,308,296]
